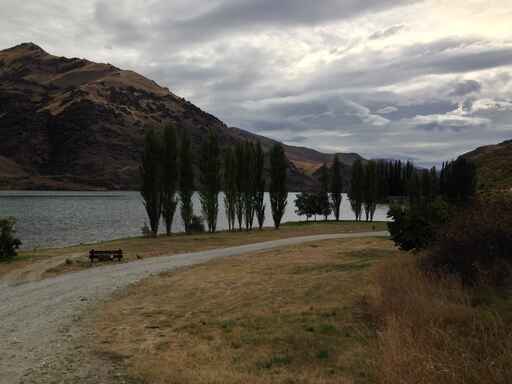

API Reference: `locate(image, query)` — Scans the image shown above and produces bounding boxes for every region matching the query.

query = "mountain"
[461,139,512,192]
[0,43,360,191]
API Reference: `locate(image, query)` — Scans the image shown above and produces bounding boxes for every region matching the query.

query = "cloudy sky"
[2,0,512,166]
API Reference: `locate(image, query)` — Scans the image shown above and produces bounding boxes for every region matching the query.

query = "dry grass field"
[92,237,396,384]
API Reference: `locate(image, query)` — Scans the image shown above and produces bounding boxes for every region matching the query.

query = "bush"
[387,198,451,251]
[425,194,512,285]
[188,215,205,233]
[0,217,22,260]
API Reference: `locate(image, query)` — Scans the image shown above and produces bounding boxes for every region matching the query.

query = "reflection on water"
[0,191,389,249]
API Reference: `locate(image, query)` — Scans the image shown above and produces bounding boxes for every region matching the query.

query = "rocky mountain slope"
[0,43,360,191]
[461,139,512,191]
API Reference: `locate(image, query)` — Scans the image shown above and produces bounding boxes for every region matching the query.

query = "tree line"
[294,156,477,223]
[140,126,289,237]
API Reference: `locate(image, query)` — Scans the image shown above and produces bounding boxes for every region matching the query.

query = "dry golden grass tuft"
[92,237,396,384]
[367,256,512,384]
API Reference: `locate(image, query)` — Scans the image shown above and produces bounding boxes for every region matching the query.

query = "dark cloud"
[369,24,406,40]
[449,80,482,97]
[1,0,511,167]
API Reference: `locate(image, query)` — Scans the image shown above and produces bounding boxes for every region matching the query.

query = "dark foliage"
[330,155,343,221]
[254,142,266,230]
[223,147,238,231]
[0,218,21,260]
[318,164,332,220]
[140,129,162,237]
[269,144,288,229]
[440,158,477,205]
[198,129,221,233]
[349,159,364,221]
[189,215,205,233]
[179,130,195,233]
[161,125,178,236]
[387,198,451,251]
[425,195,512,285]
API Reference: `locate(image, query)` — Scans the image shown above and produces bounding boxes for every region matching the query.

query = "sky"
[2,0,512,167]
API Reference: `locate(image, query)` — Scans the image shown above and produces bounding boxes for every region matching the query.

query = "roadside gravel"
[0,231,388,383]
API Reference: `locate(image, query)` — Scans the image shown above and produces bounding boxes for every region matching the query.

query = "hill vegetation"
[461,139,512,192]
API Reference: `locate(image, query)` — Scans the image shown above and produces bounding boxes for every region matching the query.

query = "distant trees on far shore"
[294,156,477,223]
[139,127,288,236]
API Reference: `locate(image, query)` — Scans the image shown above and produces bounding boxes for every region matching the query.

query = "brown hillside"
[461,139,512,191]
[0,43,346,191]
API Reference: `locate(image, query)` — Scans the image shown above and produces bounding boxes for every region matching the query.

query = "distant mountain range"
[0,43,362,191]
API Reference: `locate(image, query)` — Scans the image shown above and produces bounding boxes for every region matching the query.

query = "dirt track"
[0,231,388,383]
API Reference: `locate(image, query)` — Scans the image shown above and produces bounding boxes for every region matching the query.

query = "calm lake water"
[0,191,390,249]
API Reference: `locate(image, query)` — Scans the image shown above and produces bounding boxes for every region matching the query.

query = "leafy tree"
[387,198,451,251]
[441,158,477,205]
[269,143,288,229]
[330,155,343,221]
[318,164,332,220]
[407,170,421,205]
[0,218,21,260]
[294,192,319,221]
[198,129,221,233]
[363,160,378,221]
[140,129,163,237]
[349,159,364,221]
[161,125,178,236]
[223,148,237,231]
[254,142,266,229]
[179,129,194,233]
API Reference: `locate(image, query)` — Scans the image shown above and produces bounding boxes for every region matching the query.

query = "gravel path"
[0,231,388,383]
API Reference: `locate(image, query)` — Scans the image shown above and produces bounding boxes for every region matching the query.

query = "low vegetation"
[92,237,396,384]
[0,217,21,260]
[367,254,512,384]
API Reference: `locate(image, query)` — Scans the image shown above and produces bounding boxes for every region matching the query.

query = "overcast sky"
[2,0,512,166]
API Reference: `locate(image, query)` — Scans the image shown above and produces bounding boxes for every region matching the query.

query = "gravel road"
[0,231,388,383]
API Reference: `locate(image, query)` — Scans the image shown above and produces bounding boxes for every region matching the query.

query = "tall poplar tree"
[330,155,343,221]
[363,160,378,222]
[223,148,237,231]
[179,129,194,233]
[349,159,364,221]
[254,142,266,229]
[318,164,331,221]
[140,129,162,237]
[198,129,221,233]
[269,143,288,229]
[235,143,245,230]
[161,125,178,235]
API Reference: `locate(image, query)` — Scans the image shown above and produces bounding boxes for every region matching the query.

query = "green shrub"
[425,195,512,285]
[387,198,451,251]
[0,217,22,260]
[189,215,205,233]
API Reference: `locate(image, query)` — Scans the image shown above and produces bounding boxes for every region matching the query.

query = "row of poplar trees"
[140,126,289,236]
[349,157,476,221]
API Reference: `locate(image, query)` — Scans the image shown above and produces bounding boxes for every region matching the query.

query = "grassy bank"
[1,221,386,278]
[90,235,512,383]
[366,255,512,384]
[92,237,395,384]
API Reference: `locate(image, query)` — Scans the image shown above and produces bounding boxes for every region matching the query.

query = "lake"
[0,191,390,249]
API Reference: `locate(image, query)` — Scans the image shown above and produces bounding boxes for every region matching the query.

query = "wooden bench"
[89,249,123,263]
